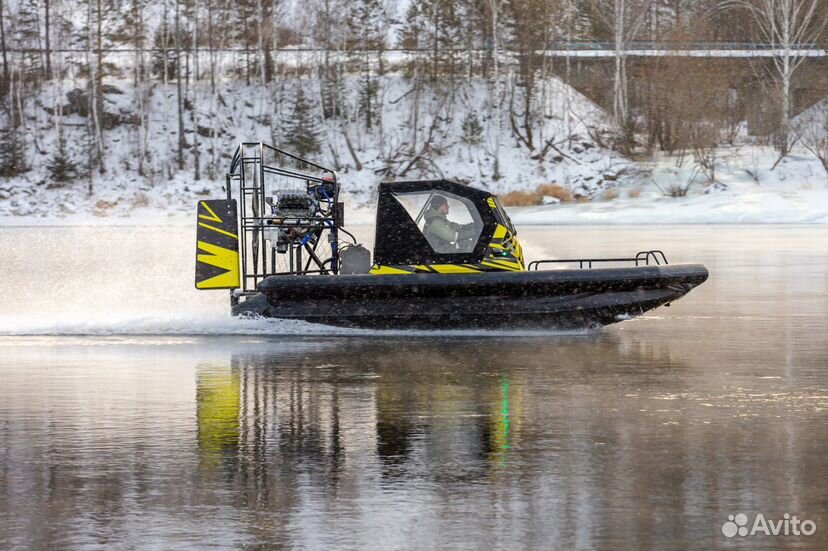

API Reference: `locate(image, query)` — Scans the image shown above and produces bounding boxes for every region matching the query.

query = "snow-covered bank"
[4,144,825,226]
[512,146,828,225]
[510,187,828,225]
[4,183,824,227]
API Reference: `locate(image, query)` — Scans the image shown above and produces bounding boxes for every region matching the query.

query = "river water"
[0,225,826,550]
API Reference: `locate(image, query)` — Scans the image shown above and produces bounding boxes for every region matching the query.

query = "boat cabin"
[370,180,525,274]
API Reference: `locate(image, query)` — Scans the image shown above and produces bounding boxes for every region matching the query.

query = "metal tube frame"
[226,142,341,295]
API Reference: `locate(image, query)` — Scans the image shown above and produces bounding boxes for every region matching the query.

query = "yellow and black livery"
[369,180,525,275]
[195,199,241,289]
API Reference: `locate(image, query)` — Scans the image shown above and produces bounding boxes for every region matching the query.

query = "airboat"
[194,143,708,329]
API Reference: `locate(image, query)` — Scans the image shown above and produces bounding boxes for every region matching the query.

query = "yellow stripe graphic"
[198,222,238,240]
[369,265,414,274]
[198,201,223,223]
[196,241,240,289]
[429,264,481,273]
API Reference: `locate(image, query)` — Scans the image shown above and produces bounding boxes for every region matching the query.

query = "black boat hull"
[234,264,709,330]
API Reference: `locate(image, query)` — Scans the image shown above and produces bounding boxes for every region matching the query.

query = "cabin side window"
[492,196,516,234]
[392,191,484,254]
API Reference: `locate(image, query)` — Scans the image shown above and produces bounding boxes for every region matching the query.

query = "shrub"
[500,190,542,206]
[602,188,619,201]
[96,200,118,210]
[666,184,690,197]
[131,192,151,208]
[535,183,572,203]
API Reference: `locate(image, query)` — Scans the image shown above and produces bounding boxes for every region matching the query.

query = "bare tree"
[795,100,828,183]
[486,0,505,180]
[592,0,651,129]
[0,0,7,92]
[725,0,827,156]
[44,0,51,77]
[175,0,184,170]
[192,0,200,180]
[505,0,554,152]
[85,0,104,181]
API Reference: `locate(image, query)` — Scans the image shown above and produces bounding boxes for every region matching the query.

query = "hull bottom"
[234,265,708,330]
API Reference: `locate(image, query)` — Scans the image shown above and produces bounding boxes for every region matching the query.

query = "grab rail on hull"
[528,250,669,271]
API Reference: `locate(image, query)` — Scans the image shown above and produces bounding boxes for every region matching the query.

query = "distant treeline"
[0,0,827,185]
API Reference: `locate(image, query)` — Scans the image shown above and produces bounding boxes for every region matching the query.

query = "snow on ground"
[1,73,826,225]
[3,143,823,226]
[511,185,828,225]
[0,72,628,221]
[511,145,828,225]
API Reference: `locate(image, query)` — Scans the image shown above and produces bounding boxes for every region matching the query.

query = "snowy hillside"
[0,73,638,219]
[2,0,828,224]
[0,71,826,224]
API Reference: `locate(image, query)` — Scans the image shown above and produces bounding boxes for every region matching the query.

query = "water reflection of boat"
[196,341,518,484]
[194,335,684,487]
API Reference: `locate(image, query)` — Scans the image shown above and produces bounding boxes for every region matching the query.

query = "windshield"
[492,196,516,234]
[392,190,484,254]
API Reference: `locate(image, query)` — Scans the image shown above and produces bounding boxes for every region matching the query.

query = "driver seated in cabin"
[423,195,474,253]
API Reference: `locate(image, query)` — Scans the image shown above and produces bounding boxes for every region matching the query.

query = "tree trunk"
[90,0,105,176]
[44,0,51,78]
[779,53,791,155]
[208,0,215,93]
[0,0,8,94]
[489,0,501,181]
[135,0,147,176]
[175,0,184,170]
[193,0,200,180]
[613,0,628,127]
[432,5,439,81]
[257,0,265,84]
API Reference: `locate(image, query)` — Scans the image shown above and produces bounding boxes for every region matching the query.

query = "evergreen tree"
[13,0,46,80]
[151,19,179,81]
[357,76,379,130]
[283,86,320,158]
[346,0,388,51]
[347,0,388,129]
[47,128,79,183]
[461,110,484,145]
[319,66,346,120]
[0,102,27,177]
[0,125,27,177]
[399,0,463,80]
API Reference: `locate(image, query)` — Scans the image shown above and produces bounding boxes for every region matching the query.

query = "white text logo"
[722,513,816,538]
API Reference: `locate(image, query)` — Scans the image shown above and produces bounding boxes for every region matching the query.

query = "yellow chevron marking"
[429,264,482,273]
[196,241,240,289]
[369,265,413,275]
[481,260,520,271]
[492,259,523,269]
[198,222,238,240]
[198,201,223,223]
[487,198,497,208]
